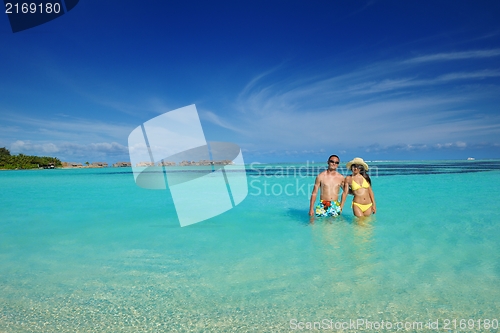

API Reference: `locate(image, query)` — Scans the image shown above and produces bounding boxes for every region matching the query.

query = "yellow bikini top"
[351,177,370,191]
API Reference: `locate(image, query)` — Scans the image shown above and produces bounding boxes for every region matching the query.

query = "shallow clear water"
[1,160,499,332]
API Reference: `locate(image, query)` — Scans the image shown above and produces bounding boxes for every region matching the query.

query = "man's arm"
[340,176,350,212]
[308,176,321,216]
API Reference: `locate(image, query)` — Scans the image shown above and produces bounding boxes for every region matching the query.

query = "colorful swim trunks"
[315,200,341,217]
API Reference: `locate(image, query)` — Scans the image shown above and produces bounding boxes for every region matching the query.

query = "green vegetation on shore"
[0,147,62,170]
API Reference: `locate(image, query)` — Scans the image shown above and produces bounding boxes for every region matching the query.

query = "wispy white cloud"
[347,70,500,95]
[436,69,500,81]
[237,64,287,102]
[11,141,60,154]
[199,110,248,134]
[0,112,133,143]
[226,49,500,156]
[404,49,500,63]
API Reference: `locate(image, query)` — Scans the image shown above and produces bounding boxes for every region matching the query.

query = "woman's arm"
[369,186,376,214]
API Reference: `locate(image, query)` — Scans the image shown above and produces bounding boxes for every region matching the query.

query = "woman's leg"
[352,202,373,217]
[362,205,373,216]
[352,202,364,217]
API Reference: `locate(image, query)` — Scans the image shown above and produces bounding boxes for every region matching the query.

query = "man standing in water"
[308,155,345,217]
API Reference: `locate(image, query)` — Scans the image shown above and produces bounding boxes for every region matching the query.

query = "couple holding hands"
[309,155,376,218]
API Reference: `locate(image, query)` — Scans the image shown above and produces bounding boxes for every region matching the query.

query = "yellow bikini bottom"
[352,201,373,212]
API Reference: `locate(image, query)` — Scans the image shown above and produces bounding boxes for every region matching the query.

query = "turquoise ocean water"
[1,160,499,332]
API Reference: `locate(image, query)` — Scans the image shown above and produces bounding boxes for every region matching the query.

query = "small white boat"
[467,157,475,160]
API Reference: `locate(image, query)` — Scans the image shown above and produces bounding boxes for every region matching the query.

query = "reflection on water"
[310,215,376,288]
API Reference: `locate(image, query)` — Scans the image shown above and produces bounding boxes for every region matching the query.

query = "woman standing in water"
[340,157,377,217]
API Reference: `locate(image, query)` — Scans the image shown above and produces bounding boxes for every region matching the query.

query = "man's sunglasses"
[328,160,340,165]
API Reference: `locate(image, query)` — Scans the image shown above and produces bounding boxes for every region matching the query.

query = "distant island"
[0,147,62,170]
[135,160,234,167]
[63,160,234,168]
[62,161,112,168]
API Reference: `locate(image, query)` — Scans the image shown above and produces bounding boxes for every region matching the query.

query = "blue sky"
[1,0,500,163]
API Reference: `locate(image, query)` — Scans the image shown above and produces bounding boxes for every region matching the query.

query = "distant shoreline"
[2,158,499,172]
[0,165,111,171]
